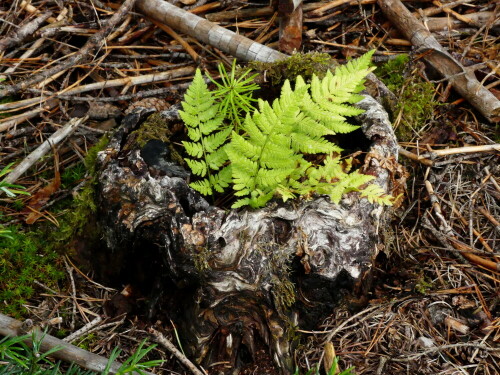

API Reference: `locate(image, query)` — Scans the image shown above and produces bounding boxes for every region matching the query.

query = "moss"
[50,135,110,250]
[75,333,99,351]
[0,226,65,317]
[130,112,172,148]
[129,113,185,167]
[415,277,433,294]
[376,54,437,141]
[192,245,211,274]
[258,243,296,315]
[248,52,333,87]
[0,135,113,317]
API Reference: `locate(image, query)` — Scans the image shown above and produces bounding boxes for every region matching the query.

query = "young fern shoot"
[209,59,259,132]
[179,69,232,196]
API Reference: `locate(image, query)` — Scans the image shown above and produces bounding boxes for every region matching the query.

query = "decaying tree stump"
[93,94,398,374]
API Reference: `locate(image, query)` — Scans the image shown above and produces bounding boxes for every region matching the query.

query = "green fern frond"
[181,51,392,208]
[180,69,231,195]
[185,159,207,177]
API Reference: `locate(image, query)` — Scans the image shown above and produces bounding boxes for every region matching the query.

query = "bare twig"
[135,0,286,62]
[2,116,87,186]
[148,327,206,375]
[419,144,500,159]
[0,11,52,54]
[377,0,500,123]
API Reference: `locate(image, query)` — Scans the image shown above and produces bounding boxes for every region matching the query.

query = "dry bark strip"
[377,0,500,123]
[0,313,155,375]
[278,0,303,54]
[0,0,137,98]
[135,0,286,62]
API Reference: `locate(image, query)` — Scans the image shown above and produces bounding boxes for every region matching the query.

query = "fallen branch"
[0,0,137,98]
[0,66,194,112]
[0,99,57,133]
[2,116,87,186]
[419,144,500,158]
[377,0,500,123]
[148,327,206,375]
[135,0,286,62]
[0,313,154,375]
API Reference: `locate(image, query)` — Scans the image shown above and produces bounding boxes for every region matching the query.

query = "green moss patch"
[376,54,438,141]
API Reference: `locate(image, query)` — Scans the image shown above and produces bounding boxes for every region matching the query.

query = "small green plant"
[209,59,259,131]
[179,69,233,196]
[294,357,355,375]
[377,54,437,141]
[0,333,163,375]
[0,163,30,239]
[181,52,393,208]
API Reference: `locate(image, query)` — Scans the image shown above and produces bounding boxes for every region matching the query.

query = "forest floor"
[0,0,499,374]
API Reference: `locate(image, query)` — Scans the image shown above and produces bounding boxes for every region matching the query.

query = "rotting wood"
[93,93,398,374]
[135,0,287,63]
[377,0,500,123]
[0,313,155,375]
[278,0,303,54]
[0,0,138,98]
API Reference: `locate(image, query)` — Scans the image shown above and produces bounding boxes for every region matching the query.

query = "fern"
[179,69,232,196]
[180,51,393,208]
[227,50,392,208]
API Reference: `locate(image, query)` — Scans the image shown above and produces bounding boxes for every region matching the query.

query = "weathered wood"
[135,0,286,62]
[377,0,500,123]
[93,93,398,373]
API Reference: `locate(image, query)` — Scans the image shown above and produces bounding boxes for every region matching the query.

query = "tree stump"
[93,94,398,374]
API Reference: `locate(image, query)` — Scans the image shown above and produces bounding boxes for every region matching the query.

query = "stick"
[135,0,286,63]
[0,99,57,133]
[2,117,87,186]
[419,144,500,158]
[377,0,500,123]
[0,313,155,375]
[398,146,434,166]
[0,66,194,112]
[0,11,52,54]
[0,0,137,98]
[148,327,206,375]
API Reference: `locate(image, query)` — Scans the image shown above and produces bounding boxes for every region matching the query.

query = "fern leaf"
[209,166,232,193]
[190,179,213,196]
[182,141,204,158]
[205,147,229,170]
[185,159,207,177]
[180,68,232,196]
[204,127,232,153]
